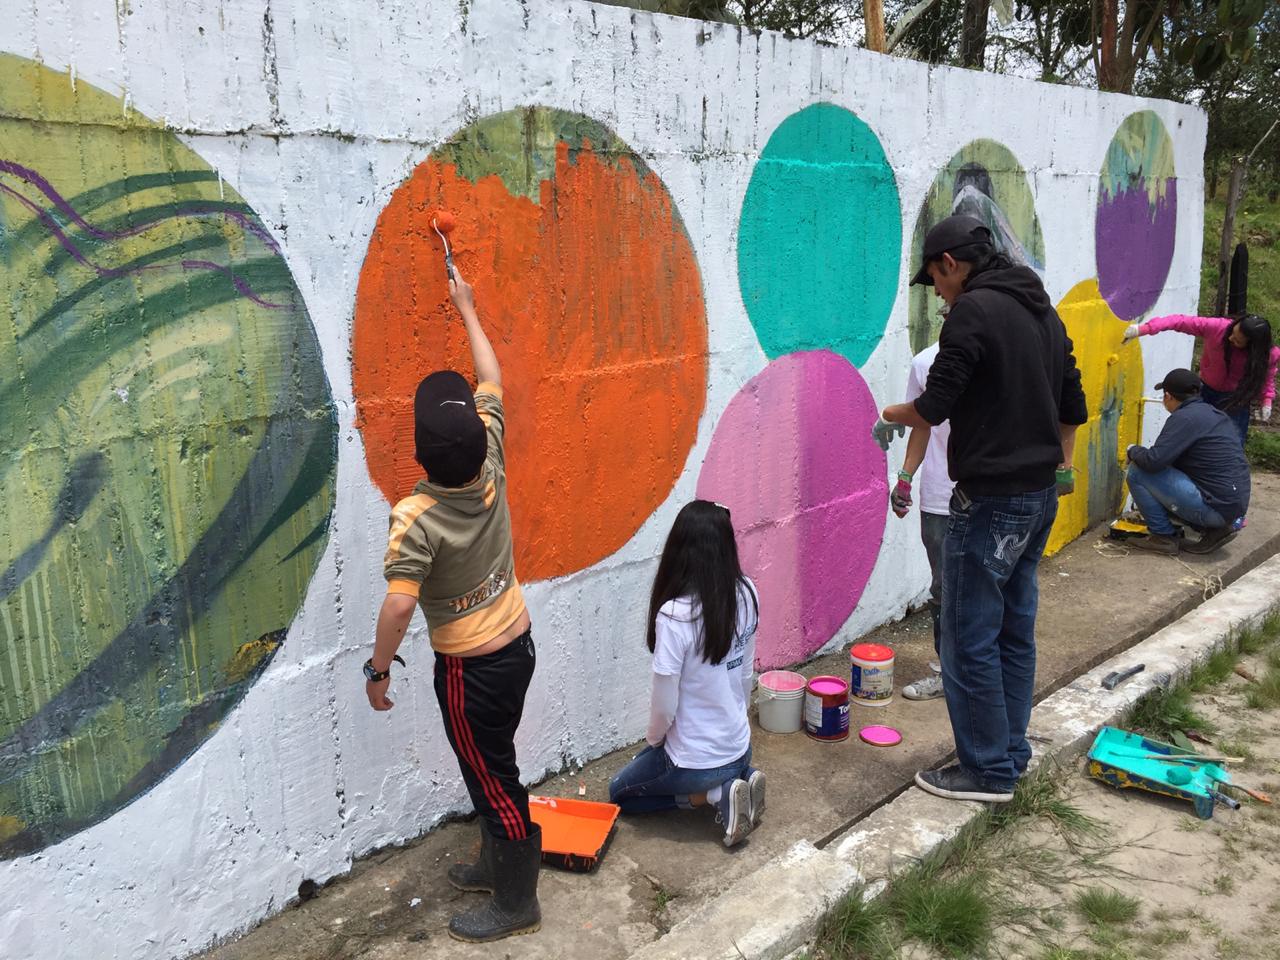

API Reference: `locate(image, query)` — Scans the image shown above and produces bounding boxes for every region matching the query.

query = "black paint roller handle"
[1101,663,1145,690]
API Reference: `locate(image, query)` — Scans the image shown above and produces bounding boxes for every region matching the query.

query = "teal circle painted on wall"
[737,103,902,367]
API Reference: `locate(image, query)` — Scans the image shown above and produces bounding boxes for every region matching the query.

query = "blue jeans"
[1126,464,1226,536]
[1200,384,1249,447]
[608,744,753,814]
[940,486,1058,790]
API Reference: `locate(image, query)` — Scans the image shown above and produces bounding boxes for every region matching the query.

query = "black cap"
[1154,368,1202,400]
[414,371,487,486]
[910,214,993,286]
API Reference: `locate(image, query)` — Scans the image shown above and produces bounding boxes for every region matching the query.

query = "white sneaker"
[903,673,945,701]
[929,660,941,675]
[715,779,753,847]
[747,770,766,828]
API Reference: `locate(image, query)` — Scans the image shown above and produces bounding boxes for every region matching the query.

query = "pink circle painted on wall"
[697,351,888,670]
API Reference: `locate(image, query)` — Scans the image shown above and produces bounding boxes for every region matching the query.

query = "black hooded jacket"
[914,263,1089,497]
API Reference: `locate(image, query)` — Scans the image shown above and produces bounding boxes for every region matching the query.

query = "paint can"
[804,676,850,741]
[850,643,895,706]
[756,671,806,734]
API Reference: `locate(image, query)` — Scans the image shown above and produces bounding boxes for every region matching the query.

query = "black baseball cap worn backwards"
[414,371,487,487]
[910,214,994,286]
[1155,368,1202,400]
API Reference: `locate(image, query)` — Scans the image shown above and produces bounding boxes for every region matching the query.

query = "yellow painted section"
[1046,280,1145,556]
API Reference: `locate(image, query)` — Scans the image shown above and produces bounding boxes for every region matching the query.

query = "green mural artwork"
[0,55,336,857]
[908,140,1046,354]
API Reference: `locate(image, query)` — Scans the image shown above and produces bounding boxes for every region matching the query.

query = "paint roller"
[431,210,457,281]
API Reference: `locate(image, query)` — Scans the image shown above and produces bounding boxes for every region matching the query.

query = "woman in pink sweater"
[1125,313,1278,445]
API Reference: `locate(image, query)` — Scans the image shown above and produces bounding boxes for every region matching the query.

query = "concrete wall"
[0,0,1203,956]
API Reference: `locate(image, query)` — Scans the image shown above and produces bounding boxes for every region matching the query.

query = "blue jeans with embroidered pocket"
[940,485,1058,791]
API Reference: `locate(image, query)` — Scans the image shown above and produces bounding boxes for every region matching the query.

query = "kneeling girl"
[608,500,763,847]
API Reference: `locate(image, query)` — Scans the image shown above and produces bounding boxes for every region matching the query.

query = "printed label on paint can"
[851,662,894,702]
[804,677,850,741]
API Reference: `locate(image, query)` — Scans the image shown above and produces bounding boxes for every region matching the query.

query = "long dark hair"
[1222,314,1273,413]
[646,500,757,666]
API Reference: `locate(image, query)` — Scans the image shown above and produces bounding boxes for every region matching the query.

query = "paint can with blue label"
[850,643,895,706]
[804,676,850,741]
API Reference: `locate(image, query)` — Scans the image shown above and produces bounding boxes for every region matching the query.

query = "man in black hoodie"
[876,215,1088,804]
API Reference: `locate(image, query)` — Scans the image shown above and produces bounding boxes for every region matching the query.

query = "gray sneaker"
[715,779,753,847]
[903,673,945,700]
[915,765,1014,803]
[747,770,766,828]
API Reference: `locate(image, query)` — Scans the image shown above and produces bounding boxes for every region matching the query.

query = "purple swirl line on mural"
[0,158,281,252]
[0,172,288,310]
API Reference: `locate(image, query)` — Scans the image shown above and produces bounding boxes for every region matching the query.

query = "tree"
[995,0,1094,81]
[1095,0,1268,94]
[1138,3,1279,195]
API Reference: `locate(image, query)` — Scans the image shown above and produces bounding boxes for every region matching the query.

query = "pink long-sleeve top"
[1139,314,1280,404]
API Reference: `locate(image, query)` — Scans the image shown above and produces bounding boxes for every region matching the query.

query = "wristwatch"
[363,654,406,682]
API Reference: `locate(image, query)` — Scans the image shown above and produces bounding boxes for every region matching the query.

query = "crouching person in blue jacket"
[1126,368,1251,557]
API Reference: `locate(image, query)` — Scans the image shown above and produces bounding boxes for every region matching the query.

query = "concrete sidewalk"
[200,473,1280,960]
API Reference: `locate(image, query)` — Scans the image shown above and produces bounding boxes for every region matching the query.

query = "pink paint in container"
[756,670,806,734]
[804,676,850,742]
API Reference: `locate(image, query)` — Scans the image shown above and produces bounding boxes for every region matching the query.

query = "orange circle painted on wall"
[353,107,708,583]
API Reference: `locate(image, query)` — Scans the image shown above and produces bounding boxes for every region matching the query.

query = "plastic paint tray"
[528,795,621,873]
[1086,725,1225,820]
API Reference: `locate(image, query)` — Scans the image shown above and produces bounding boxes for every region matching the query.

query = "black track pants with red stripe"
[433,627,536,841]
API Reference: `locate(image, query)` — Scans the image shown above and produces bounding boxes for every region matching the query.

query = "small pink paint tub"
[757,670,806,734]
[804,676,850,742]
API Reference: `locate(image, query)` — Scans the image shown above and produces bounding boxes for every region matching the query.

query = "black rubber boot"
[448,824,542,942]
[447,827,494,893]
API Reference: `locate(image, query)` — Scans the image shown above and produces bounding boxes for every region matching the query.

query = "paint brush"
[431,210,457,280]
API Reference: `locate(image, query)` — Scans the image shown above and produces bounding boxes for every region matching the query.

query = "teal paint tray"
[1086,725,1227,820]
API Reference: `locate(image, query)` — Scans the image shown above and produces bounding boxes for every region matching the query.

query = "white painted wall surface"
[0,0,1202,957]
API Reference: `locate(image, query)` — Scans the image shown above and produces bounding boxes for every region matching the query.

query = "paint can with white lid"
[756,670,806,734]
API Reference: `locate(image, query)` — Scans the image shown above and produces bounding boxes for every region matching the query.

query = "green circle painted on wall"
[0,54,336,858]
[908,139,1046,354]
[737,103,902,368]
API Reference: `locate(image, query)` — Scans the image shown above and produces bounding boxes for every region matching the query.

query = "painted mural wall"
[0,0,1202,956]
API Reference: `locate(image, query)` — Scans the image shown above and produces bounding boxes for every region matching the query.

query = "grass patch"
[991,765,1104,850]
[1246,430,1280,472]
[1217,738,1257,764]
[887,870,992,958]
[817,887,892,960]
[1074,887,1141,926]
[1202,198,1280,327]
[1127,685,1215,740]
[1187,646,1238,692]
[1245,657,1280,709]
[1040,949,1089,960]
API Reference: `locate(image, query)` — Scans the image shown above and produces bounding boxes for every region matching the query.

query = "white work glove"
[871,418,905,452]
[1263,402,1273,421]
[1122,323,1141,342]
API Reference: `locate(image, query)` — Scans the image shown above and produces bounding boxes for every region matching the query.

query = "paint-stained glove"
[872,418,905,452]
[1123,323,1141,342]
[1262,402,1273,421]
[890,472,913,518]
[1055,465,1075,496]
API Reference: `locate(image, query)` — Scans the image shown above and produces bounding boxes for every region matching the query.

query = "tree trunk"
[865,0,886,51]
[1215,160,1246,317]
[1098,0,1120,91]
[960,0,991,67]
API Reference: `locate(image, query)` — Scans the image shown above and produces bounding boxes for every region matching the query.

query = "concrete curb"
[626,551,1280,960]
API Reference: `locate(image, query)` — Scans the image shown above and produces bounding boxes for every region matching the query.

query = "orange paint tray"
[528,795,621,873]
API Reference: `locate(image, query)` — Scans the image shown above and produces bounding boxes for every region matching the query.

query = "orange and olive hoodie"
[383,382,527,655]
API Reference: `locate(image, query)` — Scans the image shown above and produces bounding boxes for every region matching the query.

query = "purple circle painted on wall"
[1095,110,1177,321]
[696,351,888,670]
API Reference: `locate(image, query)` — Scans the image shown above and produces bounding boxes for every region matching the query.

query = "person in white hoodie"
[608,500,763,847]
